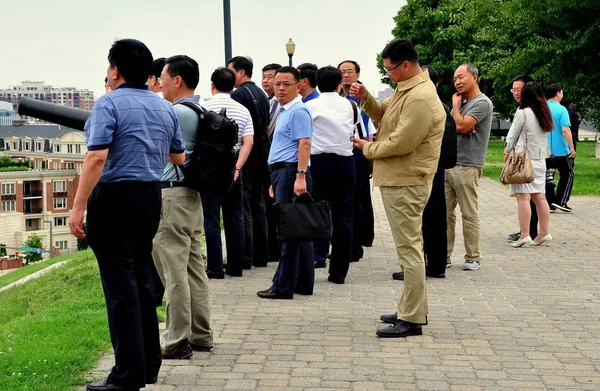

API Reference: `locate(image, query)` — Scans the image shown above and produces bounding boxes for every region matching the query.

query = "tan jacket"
[362,70,445,187]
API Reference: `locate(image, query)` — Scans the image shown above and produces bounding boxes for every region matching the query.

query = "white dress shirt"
[305,92,365,157]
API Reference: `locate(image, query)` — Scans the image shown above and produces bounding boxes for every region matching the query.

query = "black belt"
[268,161,297,173]
[160,181,187,189]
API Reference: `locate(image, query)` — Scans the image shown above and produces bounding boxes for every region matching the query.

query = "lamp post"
[223,0,232,64]
[286,38,296,67]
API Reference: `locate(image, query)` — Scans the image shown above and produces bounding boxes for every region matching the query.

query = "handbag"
[274,193,331,242]
[500,110,535,185]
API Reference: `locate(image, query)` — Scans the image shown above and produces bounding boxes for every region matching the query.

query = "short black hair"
[165,55,200,90]
[297,63,318,88]
[422,65,439,85]
[381,39,419,64]
[104,77,108,84]
[275,66,300,82]
[545,83,562,99]
[211,67,236,93]
[513,75,534,84]
[337,60,361,74]
[108,39,153,84]
[151,57,167,79]
[316,66,342,93]
[227,56,253,78]
[262,63,282,73]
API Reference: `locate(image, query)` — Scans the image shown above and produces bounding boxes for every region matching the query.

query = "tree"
[0,154,13,168]
[23,234,44,265]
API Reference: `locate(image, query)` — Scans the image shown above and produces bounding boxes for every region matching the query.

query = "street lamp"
[286,38,296,67]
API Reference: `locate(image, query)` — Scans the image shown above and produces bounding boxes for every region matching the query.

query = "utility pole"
[47,219,54,258]
[223,0,232,65]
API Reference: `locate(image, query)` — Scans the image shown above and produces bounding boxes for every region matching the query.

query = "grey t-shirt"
[455,93,493,167]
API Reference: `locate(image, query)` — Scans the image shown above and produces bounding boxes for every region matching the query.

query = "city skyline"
[0,0,405,102]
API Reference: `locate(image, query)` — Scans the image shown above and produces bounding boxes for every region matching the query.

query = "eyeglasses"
[384,62,405,74]
[340,70,355,75]
[274,82,298,88]
[510,88,522,94]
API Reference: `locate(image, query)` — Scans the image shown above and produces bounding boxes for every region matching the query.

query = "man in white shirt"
[201,67,254,278]
[305,66,365,284]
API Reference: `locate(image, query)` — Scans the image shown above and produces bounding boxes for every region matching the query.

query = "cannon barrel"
[17,97,91,131]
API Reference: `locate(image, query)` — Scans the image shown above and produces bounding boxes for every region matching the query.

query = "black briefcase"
[274,194,331,242]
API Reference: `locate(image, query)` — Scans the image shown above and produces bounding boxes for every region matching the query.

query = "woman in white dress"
[504,82,554,247]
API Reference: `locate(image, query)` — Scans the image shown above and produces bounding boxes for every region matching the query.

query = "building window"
[1,201,16,212]
[76,163,82,172]
[53,180,66,192]
[2,183,16,195]
[54,198,67,209]
[67,144,73,154]
[54,144,61,153]
[55,240,68,250]
[23,142,30,151]
[53,162,60,170]
[35,160,43,169]
[35,142,43,151]
[75,144,81,154]
[54,216,67,226]
[67,162,74,169]
[12,142,18,150]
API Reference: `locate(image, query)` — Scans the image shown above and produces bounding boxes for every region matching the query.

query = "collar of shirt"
[395,70,430,92]
[173,95,200,105]
[211,93,233,101]
[302,89,320,103]
[281,95,303,111]
[115,83,149,90]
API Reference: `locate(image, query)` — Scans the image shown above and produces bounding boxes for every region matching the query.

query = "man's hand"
[569,149,576,159]
[294,176,307,196]
[69,206,85,239]
[351,137,367,150]
[269,185,274,199]
[234,168,240,182]
[349,83,367,101]
[452,92,462,107]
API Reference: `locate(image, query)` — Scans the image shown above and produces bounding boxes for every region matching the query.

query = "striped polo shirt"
[203,93,254,151]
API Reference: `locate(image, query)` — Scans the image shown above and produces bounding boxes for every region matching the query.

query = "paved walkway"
[89,178,600,390]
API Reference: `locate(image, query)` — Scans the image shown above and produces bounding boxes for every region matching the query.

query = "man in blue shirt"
[257,66,314,300]
[298,63,320,103]
[70,39,185,391]
[545,83,575,212]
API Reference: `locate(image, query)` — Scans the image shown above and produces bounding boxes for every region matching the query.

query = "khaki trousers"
[380,185,431,324]
[445,166,482,261]
[152,186,213,351]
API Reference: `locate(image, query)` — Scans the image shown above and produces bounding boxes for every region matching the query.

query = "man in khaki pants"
[446,64,493,271]
[351,39,445,338]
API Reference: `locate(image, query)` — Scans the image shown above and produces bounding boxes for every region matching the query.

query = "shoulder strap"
[522,109,529,147]
[242,85,264,131]
[350,100,365,139]
[178,101,206,118]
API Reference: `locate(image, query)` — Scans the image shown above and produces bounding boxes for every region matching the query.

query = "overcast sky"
[0,0,405,101]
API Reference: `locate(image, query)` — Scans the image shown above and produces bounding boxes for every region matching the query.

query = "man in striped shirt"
[201,67,254,278]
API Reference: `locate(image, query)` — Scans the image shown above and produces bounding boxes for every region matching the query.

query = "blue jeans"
[269,166,314,296]
[201,177,245,275]
[310,154,355,280]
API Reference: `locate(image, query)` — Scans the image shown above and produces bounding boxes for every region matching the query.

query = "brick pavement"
[89,177,600,390]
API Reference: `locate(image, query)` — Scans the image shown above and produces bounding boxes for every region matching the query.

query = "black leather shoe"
[293,288,313,295]
[507,232,520,242]
[206,270,225,279]
[426,270,445,278]
[392,271,404,280]
[162,343,193,359]
[376,320,423,338]
[87,379,139,391]
[314,262,326,269]
[327,275,345,284]
[189,342,213,352]
[225,269,243,277]
[144,376,157,385]
[380,312,398,324]
[252,262,268,267]
[257,289,293,299]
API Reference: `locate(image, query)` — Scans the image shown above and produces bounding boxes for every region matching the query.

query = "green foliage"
[0,166,29,172]
[382,0,600,125]
[0,155,30,169]
[23,234,44,265]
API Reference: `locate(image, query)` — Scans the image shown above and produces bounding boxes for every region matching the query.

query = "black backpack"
[176,101,239,195]
[440,103,457,170]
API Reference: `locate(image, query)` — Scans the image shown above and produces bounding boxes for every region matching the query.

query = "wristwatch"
[296,169,307,176]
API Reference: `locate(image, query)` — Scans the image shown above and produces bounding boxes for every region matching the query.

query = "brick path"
[89,177,600,390]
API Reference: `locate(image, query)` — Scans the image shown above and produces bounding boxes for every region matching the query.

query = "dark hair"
[316,66,342,93]
[151,57,167,79]
[520,82,554,133]
[108,39,153,84]
[211,67,236,93]
[381,39,418,64]
[297,63,318,88]
[104,77,108,84]
[545,83,562,99]
[422,65,439,85]
[227,56,253,78]
[262,63,282,73]
[275,66,300,82]
[337,60,361,74]
[165,55,200,90]
[513,75,533,84]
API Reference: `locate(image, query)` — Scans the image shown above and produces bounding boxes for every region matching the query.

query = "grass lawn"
[0,257,69,289]
[484,139,600,196]
[0,250,110,391]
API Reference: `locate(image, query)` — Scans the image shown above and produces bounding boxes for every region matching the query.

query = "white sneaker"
[463,260,480,270]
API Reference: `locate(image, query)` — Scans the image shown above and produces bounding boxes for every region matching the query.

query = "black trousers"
[546,156,574,207]
[86,181,162,389]
[351,148,375,261]
[242,161,269,267]
[264,174,281,265]
[422,174,447,275]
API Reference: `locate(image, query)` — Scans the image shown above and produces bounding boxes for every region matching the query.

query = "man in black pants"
[392,65,455,280]
[69,39,185,391]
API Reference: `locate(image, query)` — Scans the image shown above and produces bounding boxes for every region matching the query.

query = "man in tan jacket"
[351,39,445,338]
